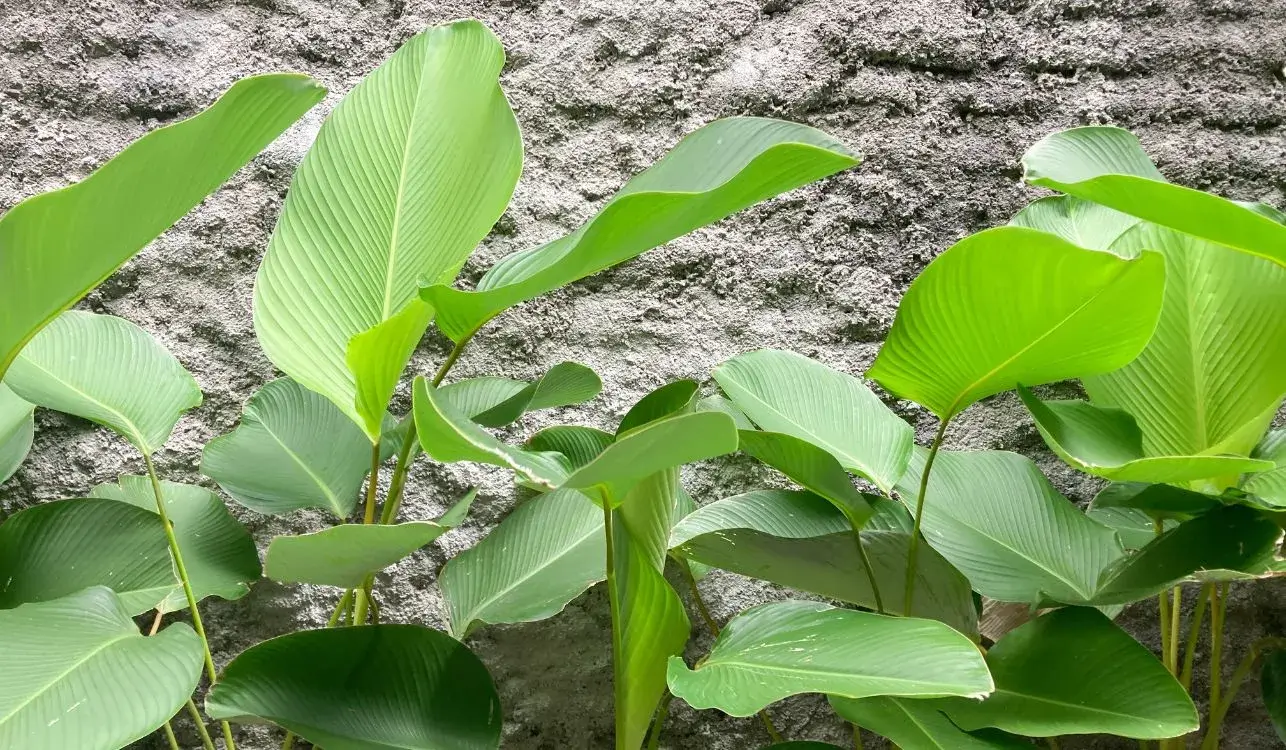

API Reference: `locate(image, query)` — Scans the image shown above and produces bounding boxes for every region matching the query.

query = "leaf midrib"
[249,411,346,516]
[379,51,431,321]
[699,657,979,692]
[0,629,136,727]
[985,686,1186,724]
[19,355,149,451]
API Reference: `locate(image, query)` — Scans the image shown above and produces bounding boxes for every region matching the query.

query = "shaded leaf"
[617,380,698,436]
[254,20,522,441]
[1246,429,1286,507]
[0,587,202,750]
[207,625,502,750]
[0,74,323,378]
[0,384,34,483]
[866,226,1163,420]
[1090,482,1220,519]
[738,430,873,528]
[440,361,601,428]
[423,118,860,342]
[1262,649,1286,744]
[830,696,1032,750]
[526,425,614,470]
[667,600,992,717]
[714,348,913,493]
[1086,507,1172,551]
[5,311,200,455]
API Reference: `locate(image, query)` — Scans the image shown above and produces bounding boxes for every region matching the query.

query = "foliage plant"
[1,17,1284,750]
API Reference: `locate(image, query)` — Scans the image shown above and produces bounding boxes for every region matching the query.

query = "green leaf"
[937,607,1197,739]
[617,380,699,436]
[0,499,175,614]
[1262,649,1286,744]
[895,450,1124,606]
[670,489,977,633]
[695,394,755,429]
[667,600,992,717]
[0,74,323,379]
[866,226,1163,420]
[526,425,615,469]
[0,384,34,483]
[439,361,602,428]
[423,117,860,342]
[1090,482,1220,519]
[738,430,873,528]
[1010,194,1139,254]
[254,20,522,441]
[91,476,260,612]
[1080,224,1286,466]
[207,625,502,750]
[1246,430,1286,507]
[266,490,472,589]
[1092,505,1282,605]
[442,489,604,638]
[0,587,203,750]
[5,311,200,455]
[202,378,380,518]
[1017,386,1271,484]
[1086,506,1173,551]
[714,349,913,493]
[830,696,1032,750]
[1022,126,1286,267]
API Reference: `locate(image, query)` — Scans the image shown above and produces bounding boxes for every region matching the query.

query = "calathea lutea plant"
[0,18,864,750]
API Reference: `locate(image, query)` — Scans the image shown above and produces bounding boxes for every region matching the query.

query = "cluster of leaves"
[1,17,1285,750]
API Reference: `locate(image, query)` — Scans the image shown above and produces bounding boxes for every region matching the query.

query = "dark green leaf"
[617,380,699,435]
[1262,649,1286,744]
[830,696,1032,749]
[738,430,873,528]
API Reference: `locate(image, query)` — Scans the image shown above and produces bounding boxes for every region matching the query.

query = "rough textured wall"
[2,0,1284,747]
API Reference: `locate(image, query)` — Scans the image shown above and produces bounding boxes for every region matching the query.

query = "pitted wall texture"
[1,0,1284,747]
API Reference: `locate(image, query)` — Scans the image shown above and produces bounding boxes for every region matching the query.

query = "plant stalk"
[185,699,217,750]
[1159,585,1173,675]
[1180,584,1211,691]
[1168,586,1182,674]
[602,502,626,744]
[850,523,884,614]
[852,724,864,750]
[645,692,673,750]
[162,721,181,750]
[143,454,236,750]
[904,419,949,614]
[1204,637,1286,750]
[1202,583,1227,750]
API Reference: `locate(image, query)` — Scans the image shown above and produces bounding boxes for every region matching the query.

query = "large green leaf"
[1022,126,1286,267]
[0,499,174,614]
[441,489,604,638]
[667,600,992,717]
[1246,429,1286,507]
[895,450,1124,606]
[738,430,874,527]
[669,489,976,633]
[525,425,616,469]
[439,361,601,428]
[1080,224,1286,468]
[830,696,1031,750]
[1010,194,1139,253]
[266,490,472,588]
[866,226,1163,420]
[207,625,502,750]
[423,117,860,342]
[714,349,913,493]
[0,384,34,483]
[254,20,522,441]
[0,74,323,378]
[5,311,200,455]
[1018,386,1271,484]
[91,476,260,612]
[1090,482,1218,520]
[1087,506,1172,551]
[1263,649,1286,744]
[937,607,1197,739]
[0,587,203,750]
[202,378,380,518]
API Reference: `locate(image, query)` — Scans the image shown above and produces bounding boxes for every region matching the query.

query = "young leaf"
[91,476,261,611]
[202,378,381,518]
[0,587,203,750]
[5,311,200,455]
[866,226,1163,420]
[830,696,1031,750]
[738,430,874,528]
[207,625,502,750]
[1010,194,1139,254]
[0,384,34,483]
[1022,126,1286,267]
[0,499,175,614]
[666,600,992,717]
[423,117,860,342]
[670,490,977,633]
[0,74,324,378]
[895,449,1124,606]
[936,607,1198,739]
[1263,649,1286,744]
[1017,386,1271,484]
[254,20,522,442]
[442,489,605,638]
[266,490,472,588]
[439,361,602,428]
[714,349,913,493]
[1080,224,1286,464]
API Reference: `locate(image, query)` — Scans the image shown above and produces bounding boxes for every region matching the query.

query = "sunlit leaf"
[0,384,34,483]
[616,380,699,436]
[254,20,522,441]
[439,361,601,428]
[423,118,860,342]
[0,74,323,378]
[830,696,1031,750]
[5,311,200,455]
[0,587,202,750]
[207,625,502,750]
[867,226,1163,420]
[667,600,992,717]
[1245,429,1286,507]
[694,394,755,429]
[1009,194,1139,254]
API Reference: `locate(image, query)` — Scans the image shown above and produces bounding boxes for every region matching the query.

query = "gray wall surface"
[1,0,1284,747]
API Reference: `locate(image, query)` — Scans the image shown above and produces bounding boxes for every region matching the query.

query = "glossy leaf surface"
[830,696,1031,750]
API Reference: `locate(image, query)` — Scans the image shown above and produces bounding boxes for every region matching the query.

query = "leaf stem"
[327,589,354,628]
[1159,584,1173,674]
[163,721,180,750]
[602,502,626,745]
[1168,586,1182,673]
[904,418,949,614]
[185,699,217,750]
[362,442,381,525]
[143,454,236,750]
[352,575,374,626]
[850,524,884,614]
[1201,583,1227,750]
[645,692,673,750]
[1203,636,1286,750]
[1180,584,1211,691]
[852,723,864,750]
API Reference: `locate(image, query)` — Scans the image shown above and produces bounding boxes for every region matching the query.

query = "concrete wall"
[2,0,1283,747]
